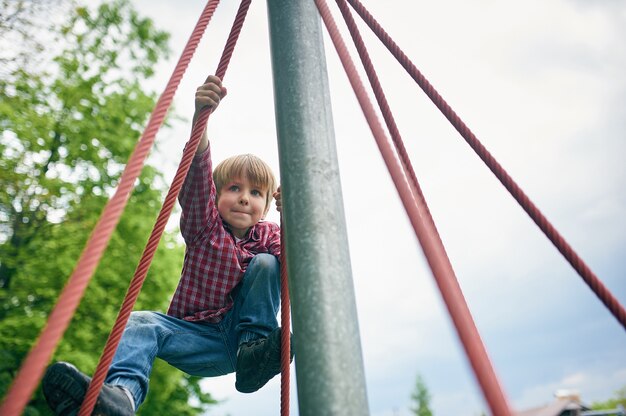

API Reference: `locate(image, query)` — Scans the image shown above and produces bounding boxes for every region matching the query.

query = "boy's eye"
[228,185,239,192]
[251,189,263,197]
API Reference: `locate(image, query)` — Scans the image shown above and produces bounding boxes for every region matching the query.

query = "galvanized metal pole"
[266,1,370,414]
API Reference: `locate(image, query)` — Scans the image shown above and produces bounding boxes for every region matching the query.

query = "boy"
[42,75,292,415]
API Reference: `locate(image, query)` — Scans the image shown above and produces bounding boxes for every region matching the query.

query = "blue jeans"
[105,253,280,408]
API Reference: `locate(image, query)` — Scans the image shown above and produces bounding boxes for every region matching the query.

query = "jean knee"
[129,310,154,323]
[249,253,279,275]
[126,311,161,331]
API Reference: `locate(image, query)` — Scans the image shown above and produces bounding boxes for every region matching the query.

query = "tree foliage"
[0,1,216,414]
[410,374,434,416]
[0,0,73,75]
[591,386,626,411]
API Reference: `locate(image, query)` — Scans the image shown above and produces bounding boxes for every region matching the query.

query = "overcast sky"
[130,1,625,414]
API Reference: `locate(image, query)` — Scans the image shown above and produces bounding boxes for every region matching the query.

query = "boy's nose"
[239,194,249,204]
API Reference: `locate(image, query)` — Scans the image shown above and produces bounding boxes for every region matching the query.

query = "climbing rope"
[280,217,291,416]
[315,0,513,415]
[0,1,222,414]
[345,0,626,331]
[333,0,440,236]
[79,1,253,414]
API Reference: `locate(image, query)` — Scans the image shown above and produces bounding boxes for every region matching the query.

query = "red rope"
[79,1,252,414]
[0,2,222,415]
[315,1,513,415]
[279,217,291,416]
[333,0,436,232]
[346,0,626,331]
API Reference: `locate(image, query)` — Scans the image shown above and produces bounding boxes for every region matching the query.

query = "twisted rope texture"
[346,0,626,330]
[280,217,291,416]
[334,0,434,225]
[79,1,253,414]
[0,1,222,415]
[316,0,512,414]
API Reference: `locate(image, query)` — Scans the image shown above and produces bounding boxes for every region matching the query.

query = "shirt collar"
[222,219,260,242]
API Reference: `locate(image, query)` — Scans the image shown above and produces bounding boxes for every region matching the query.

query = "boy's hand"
[195,75,227,114]
[192,75,227,155]
[273,186,282,213]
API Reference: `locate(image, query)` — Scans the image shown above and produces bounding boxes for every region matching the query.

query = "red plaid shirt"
[167,145,281,322]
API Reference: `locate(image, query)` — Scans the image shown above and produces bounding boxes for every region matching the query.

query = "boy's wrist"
[195,141,209,156]
[194,143,209,159]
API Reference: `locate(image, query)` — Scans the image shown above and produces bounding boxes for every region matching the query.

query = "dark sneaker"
[235,327,294,393]
[42,362,133,416]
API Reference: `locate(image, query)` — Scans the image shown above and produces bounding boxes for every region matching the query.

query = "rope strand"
[280,217,291,416]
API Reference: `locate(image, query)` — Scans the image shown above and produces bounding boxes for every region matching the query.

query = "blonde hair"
[213,154,277,215]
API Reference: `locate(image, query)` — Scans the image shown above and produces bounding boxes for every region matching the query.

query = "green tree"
[0,0,73,74]
[410,374,433,416]
[0,1,216,414]
[591,386,626,411]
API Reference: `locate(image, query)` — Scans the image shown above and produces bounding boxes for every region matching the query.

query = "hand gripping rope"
[0,1,223,414]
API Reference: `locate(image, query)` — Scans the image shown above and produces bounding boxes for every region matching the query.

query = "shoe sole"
[42,363,88,416]
[43,362,134,416]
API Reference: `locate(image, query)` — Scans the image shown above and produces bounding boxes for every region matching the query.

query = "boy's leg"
[43,311,234,414]
[107,311,235,407]
[235,253,281,343]
[232,253,293,393]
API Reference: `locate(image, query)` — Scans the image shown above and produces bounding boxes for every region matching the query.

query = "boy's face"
[217,176,267,239]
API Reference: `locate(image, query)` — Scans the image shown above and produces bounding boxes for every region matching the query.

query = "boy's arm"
[191,112,209,155]
[178,76,227,244]
[266,222,282,259]
[178,146,217,244]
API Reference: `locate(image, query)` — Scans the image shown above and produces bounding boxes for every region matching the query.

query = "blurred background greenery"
[0,1,217,414]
